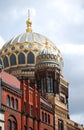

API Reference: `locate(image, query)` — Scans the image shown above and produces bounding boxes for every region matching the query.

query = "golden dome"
[0,16,63,78]
[36,40,63,70]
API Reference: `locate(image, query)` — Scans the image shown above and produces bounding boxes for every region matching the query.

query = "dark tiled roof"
[0,71,20,89]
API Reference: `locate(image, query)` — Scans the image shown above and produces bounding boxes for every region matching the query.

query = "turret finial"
[45,39,49,48]
[26,9,32,32]
[28,9,30,18]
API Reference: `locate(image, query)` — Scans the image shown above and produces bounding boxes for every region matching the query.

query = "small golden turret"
[26,10,32,32]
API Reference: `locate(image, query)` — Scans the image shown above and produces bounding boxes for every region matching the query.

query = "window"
[50,78,53,92]
[48,77,51,92]
[3,56,9,67]
[42,112,44,121]
[60,96,65,103]
[12,121,17,130]
[41,78,44,94]
[11,46,15,50]
[7,116,17,130]
[10,54,16,66]
[27,52,34,64]
[6,95,10,107]
[8,120,12,130]
[11,97,14,108]
[7,96,18,109]
[36,108,38,118]
[18,53,25,64]
[45,113,47,123]
[41,78,46,94]
[30,105,33,116]
[20,45,24,49]
[48,114,50,124]
[24,102,26,112]
[15,99,18,110]
[42,112,50,124]
[58,119,64,130]
[7,115,17,130]
[47,77,53,93]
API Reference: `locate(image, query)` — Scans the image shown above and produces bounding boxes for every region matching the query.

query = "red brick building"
[0,14,84,130]
[0,71,54,130]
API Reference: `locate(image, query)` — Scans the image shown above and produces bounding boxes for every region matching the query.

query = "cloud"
[47,0,84,24]
[60,42,84,126]
[40,0,84,45]
[9,8,36,20]
[70,114,84,125]
[51,0,84,24]
[4,8,36,21]
[58,43,84,55]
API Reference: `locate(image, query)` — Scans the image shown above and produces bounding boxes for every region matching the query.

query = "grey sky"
[0,0,84,125]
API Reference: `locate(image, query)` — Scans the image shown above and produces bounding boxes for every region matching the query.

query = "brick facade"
[0,71,83,130]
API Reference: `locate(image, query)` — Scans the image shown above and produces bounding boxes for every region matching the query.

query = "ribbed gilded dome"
[36,40,61,69]
[0,16,63,77]
[3,32,55,48]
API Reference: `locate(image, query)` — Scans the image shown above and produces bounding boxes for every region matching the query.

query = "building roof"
[0,71,20,89]
[40,97,52,108]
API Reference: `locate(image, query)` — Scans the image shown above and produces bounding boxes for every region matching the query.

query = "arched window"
[15,99,18,110]
[7,116,17,130]
[48,114,50,124]
[45,113,47,123]
[3,56,9,67]
[8,120,12,130]
[12,121,17,130]
[18,53,25,64]
[42,112,44,121]
[41,78,46,94]
[48,77,51,92]
[11,97,14,108]
[10,54,16,66]
[27,52,34,64]
[6,95,10,107]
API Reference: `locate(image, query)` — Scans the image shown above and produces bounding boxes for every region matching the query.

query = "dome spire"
[26,9,32,32]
